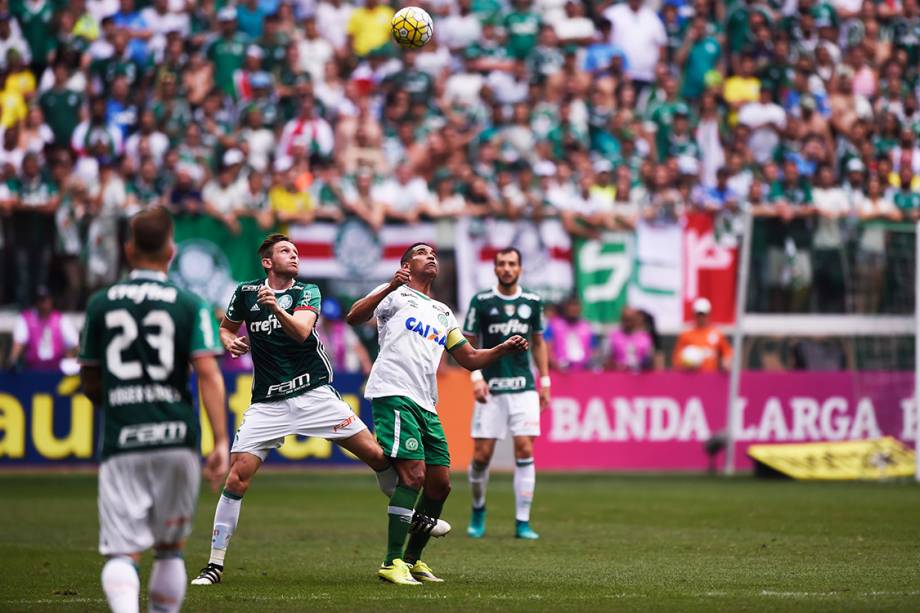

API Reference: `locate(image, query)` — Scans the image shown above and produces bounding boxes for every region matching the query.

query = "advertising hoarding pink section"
[533,372,916,471]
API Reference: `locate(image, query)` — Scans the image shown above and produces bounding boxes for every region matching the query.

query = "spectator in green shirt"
[891,168,920,219]
[39,61,83,147]
[504,0,541,60]
[207,6,248,98]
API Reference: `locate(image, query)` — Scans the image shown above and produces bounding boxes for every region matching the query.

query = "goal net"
[724,217,918,479]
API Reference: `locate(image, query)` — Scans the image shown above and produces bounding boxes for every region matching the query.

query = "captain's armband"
[445,327,468,351]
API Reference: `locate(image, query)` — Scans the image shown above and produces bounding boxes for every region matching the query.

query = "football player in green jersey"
[463,247,550,540]
[191,233,401,586]
[348,243,529,585]
[79,206,230,613]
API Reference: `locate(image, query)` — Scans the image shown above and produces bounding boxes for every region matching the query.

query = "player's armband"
[445,328,468,351]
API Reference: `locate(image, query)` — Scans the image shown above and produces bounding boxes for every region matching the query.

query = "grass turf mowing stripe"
[1,472,919,611]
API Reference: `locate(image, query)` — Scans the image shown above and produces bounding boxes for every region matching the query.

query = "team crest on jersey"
[504,304,516,317]
[278,294,293,310]
[437,313,448,326]
[518,304,532,319]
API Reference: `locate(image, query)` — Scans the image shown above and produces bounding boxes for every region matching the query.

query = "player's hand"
[502,335,529,353]
[389,265,411,290]
[257,286,279,313]
[203,444,230,493]
[473,379,490,403]
[226,335,250,358]
[539,385,551,412]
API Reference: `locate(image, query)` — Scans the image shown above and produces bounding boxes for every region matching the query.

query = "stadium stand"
[0,0,918,372]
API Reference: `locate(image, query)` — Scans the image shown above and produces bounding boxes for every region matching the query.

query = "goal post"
[723,217,918,477]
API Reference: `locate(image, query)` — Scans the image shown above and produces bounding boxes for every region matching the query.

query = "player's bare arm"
[219,317,250,357]
[192,354,230,492]
[346,265,411,325]
[451,334,529,371]
[257,286,317,343]
[79,365,102,405]
[464,333,490,404]
[530,332,551,411]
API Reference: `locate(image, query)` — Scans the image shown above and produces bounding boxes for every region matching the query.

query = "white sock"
[375,464,398,497]
[148,555,186,613]
[468,461,490,509]
[209,491,243,567]
[101,556,140,613]
[514,458,536,522]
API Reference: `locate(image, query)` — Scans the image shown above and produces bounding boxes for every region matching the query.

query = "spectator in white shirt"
[554,0,595,44]
[315,0,352,54]
[297,15,333,84]
[0,13,29,69]
[371,163,436,223]
[604,0,666,86]
[202,150,248,232]
[812,164,851,311]
[738,88,787,165]
[440,0,482,52]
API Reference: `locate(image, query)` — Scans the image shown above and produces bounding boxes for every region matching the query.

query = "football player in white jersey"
[347,243,528,585]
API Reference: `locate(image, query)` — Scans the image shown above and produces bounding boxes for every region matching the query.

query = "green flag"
[169,214,271,309]
[574,232,634,324]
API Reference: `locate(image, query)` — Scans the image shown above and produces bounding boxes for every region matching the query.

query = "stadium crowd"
[0,0,917,317]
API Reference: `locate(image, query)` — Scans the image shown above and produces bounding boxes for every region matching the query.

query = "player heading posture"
[79,206,230,613]
[347,243,529,585]
[463,248,550,540]
[192,233,397,586]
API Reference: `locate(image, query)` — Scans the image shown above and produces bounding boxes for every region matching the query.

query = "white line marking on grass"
[3,598,105,605]
[760,590,920,599]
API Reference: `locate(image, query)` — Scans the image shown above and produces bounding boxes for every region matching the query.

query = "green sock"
[403,495,445,564]
[385,485,419,565]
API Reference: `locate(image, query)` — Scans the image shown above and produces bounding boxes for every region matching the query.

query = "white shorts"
[231,384,368,461]
[471,390,541,440]
[98,447,200,556]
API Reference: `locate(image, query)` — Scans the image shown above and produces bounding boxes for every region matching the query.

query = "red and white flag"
[455,218,573,312]
[289,221,437,280]
[682,212,738,324]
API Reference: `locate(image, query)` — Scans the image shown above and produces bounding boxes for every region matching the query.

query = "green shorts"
[371,396,451,466]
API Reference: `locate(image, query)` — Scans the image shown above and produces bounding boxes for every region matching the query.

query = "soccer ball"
[391,6,434,49]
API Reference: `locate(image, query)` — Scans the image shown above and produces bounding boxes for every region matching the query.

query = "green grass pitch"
[2,471,920,611]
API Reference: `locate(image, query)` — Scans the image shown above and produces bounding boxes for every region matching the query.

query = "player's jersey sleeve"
[445,311,468,352]
[78,292,104,365]
[372,283,395,322]
[225,283,244,322]
[295,284,321,313]
[462,294,480,336]
[191,298,223,356]
[532,297,545,334]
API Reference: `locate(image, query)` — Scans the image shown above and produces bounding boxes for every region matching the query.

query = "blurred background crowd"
[0,0,918,371]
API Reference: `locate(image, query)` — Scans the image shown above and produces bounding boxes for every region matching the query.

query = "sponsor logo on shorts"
[405,438,419,451]
[266,373,311,397]
[487,319,530,336]
[118,420,187,449]
[488,377,527,391]
[278,294,294,310]
[333,414,357,432]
